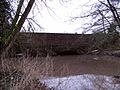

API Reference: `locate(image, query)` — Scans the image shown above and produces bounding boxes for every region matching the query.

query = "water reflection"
[43,74,120,90]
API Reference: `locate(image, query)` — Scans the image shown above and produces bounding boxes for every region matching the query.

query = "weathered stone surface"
[10,33,93,56]
[9,33,120,57]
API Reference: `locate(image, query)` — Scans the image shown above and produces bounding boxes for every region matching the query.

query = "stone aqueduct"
[8,33,120,77]
[10,33,97,56]
[10,32,118,57]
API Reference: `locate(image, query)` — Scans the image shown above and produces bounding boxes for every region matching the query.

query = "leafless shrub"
[0,56,54,90]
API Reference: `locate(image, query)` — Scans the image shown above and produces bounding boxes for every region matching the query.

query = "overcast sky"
[23,0,98,33]
[11,0,99,33]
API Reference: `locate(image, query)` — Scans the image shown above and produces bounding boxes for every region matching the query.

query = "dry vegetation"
[0,55,120,90]
[0,56,54,90]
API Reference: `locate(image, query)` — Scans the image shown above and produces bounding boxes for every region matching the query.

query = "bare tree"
[71,0,120,33]
[0,0,36,58]
[70,0,120,51]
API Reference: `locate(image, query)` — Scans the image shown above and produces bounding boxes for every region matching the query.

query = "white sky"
[25,0,98,33]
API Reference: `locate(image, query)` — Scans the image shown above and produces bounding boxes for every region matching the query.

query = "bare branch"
[2,0,35,57]
[10,0,24,34]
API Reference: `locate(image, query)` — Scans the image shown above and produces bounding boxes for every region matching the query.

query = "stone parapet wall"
[18,33,93,47]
